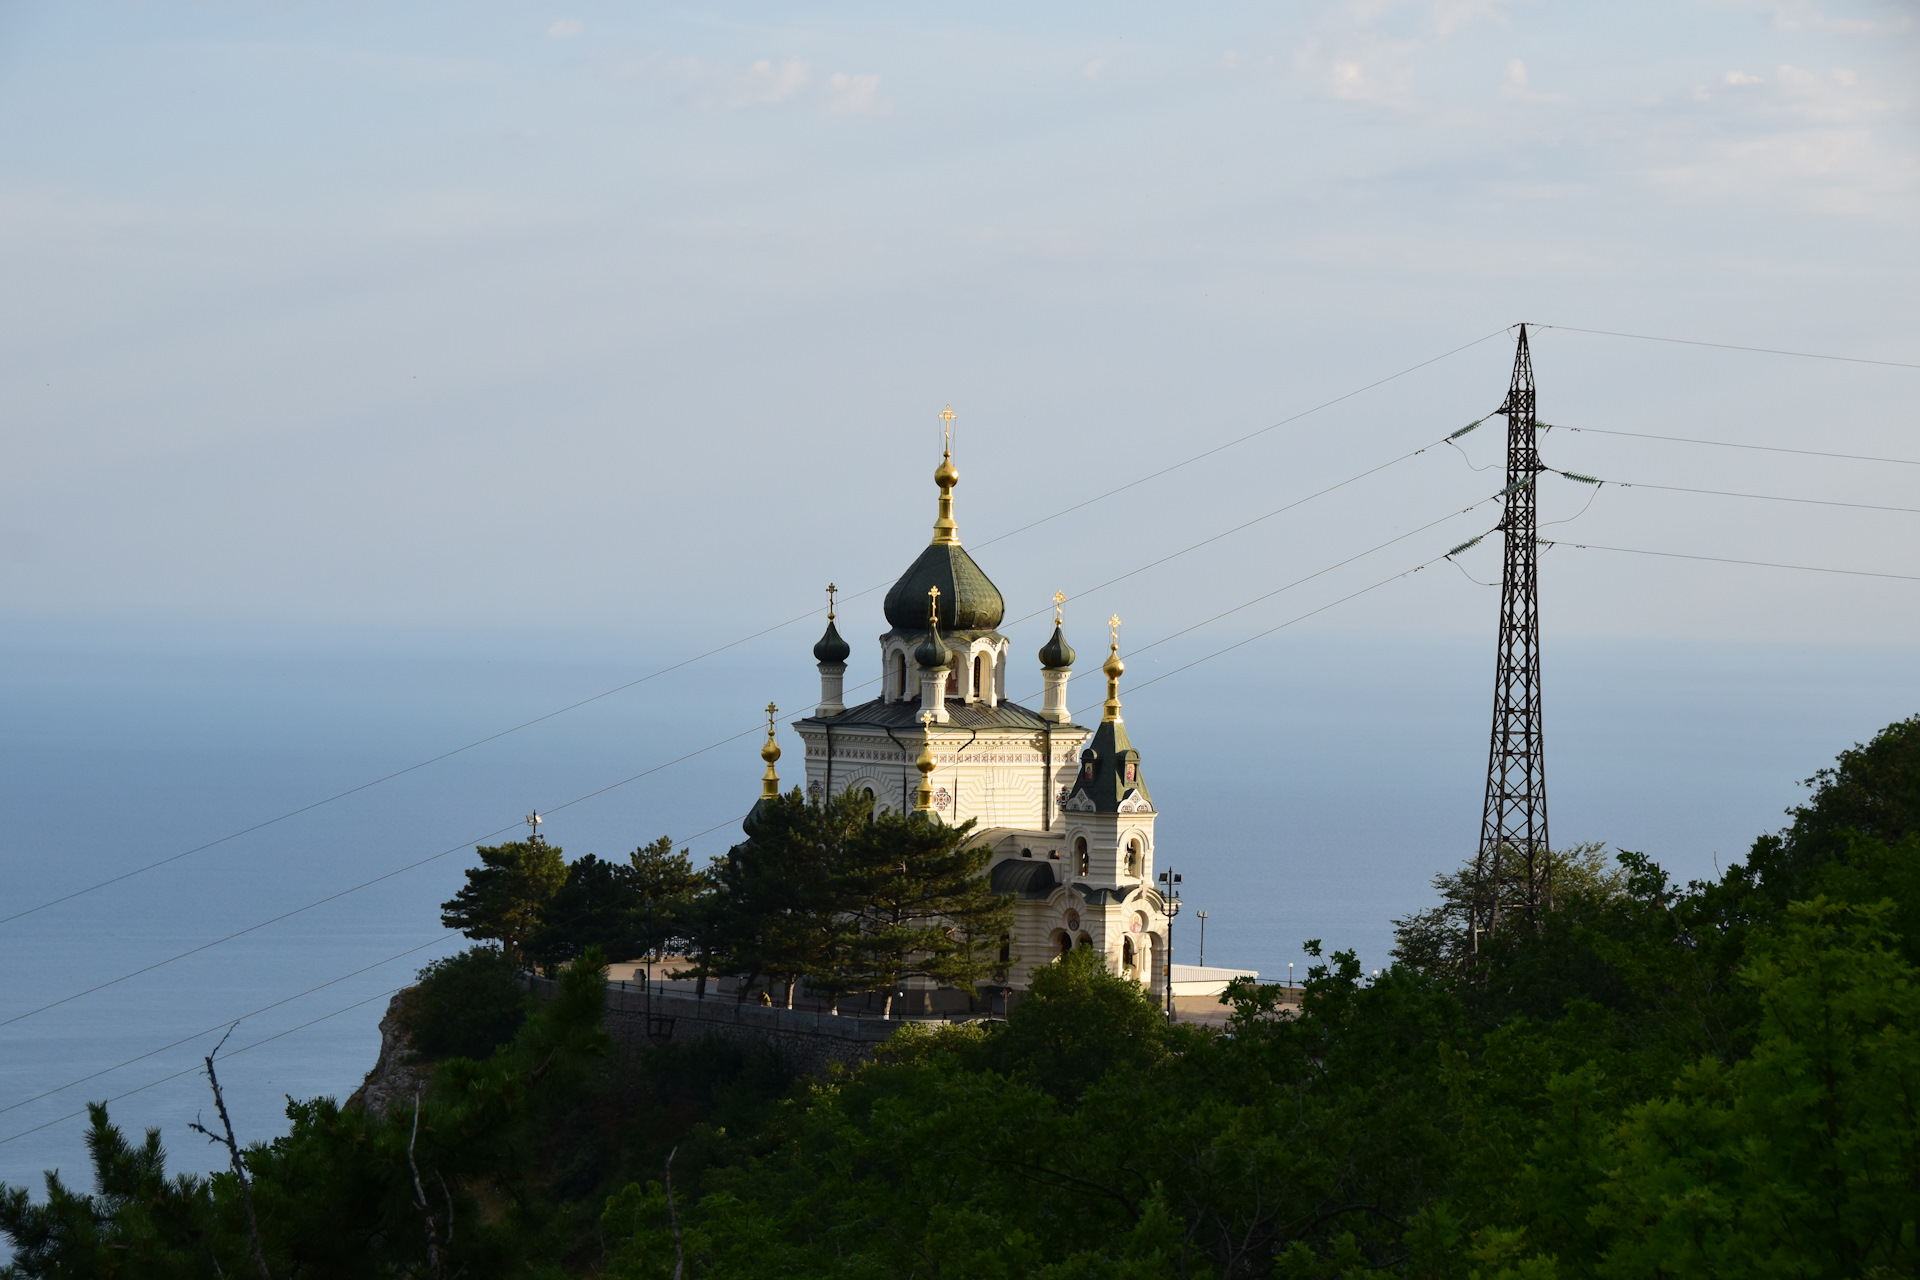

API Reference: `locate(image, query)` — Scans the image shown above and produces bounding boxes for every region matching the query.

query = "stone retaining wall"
[528,978,942,1077]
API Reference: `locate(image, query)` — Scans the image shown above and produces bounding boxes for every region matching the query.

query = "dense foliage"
[400,945,528,1062]
[8,718,1920,1277]
[443,789,1011,1008]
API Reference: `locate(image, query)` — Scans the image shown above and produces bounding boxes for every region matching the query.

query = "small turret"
[813,584,849,716]
[917,586,952,724]
[1039,590,1075,724]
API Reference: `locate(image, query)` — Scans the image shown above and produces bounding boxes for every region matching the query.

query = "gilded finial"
[927,584,941,630]
[760,702,782,798]
[1054,590,1066,626]
[931,406,960,547]
[826,582,837,621]
[1102,617,1125,723]
[914,710,938,812]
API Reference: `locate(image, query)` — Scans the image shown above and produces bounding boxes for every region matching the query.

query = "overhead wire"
[1534,323,1920,371]
[1542,468,1920,517]
[1533,540,1920,583]
[1,328,1514,931]
[0,987,401,1149]
[1545,423,1920,468]
[0,932,458,1120]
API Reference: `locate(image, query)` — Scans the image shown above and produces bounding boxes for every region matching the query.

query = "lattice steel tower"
[1473,324,1550,937]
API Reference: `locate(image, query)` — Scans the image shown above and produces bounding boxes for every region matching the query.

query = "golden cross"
[765,702,778,735]
[938,404,955,453]
[927,584,941,628]
[920,710,935,728]
[1053,590,1066,626]
[826,582,837,620]
[1109,614,1122,647]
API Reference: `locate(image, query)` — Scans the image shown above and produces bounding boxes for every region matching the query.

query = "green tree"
[527,853,634,972]
[401,944,528,1061]
[439,838,566,965]
[836,809,1013,1017]
[1595,898,1920,1278]
[625,835,704,960]
[0,1105,238,1279]
[702,789,861,1007]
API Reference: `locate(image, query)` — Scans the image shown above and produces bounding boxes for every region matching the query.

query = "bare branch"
[665,1146,685,1280]
[407,1090,444,1280]
[189,1032,273,1280]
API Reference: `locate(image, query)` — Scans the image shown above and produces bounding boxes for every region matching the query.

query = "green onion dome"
[812,618,851,664]
[914,630,952,670]
[883,544,1005,632]
[1038,625,1075,670]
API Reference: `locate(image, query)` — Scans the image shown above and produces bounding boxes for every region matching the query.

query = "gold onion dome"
[743,703,783,838]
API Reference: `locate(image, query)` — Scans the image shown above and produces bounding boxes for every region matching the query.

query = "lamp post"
[1157,866,1182,1019]
[1195,909,1209,967]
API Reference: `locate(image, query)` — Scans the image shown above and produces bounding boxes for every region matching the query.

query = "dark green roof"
[883,543,1005,633]
[800,696,1079,733]
[1038,625,1075,670]
[989,859,1058,899]
[812,618,851,664]
[1062,718,1152,814]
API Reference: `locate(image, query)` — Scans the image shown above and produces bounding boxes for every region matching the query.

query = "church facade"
[790,438,1174,999]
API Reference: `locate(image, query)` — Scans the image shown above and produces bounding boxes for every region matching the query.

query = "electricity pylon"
[1473,324,1550,941]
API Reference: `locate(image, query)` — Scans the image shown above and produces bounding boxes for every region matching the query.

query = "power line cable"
[1544,468,1920,517]
[0,330,1511,930]
[0,933,457,1119]
[0,987,400,1149]
[1534,539,1920,583]
[1545,423,1920,468]
[1535,323,1920,371]
[0,726,764,1031]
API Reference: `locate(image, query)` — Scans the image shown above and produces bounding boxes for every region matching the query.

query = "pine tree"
[836,810,1012,1018]
[439,839,566,967]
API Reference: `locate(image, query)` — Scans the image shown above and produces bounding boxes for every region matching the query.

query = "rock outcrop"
[344,990,430,1119]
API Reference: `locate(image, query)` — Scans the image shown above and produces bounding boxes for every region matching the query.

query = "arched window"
[1122,936,1136,976]
[1126,839,1141,877]
[1075,837,1089,877]
[888,650,906,701]
[1021,847,1033,859]
[1052,930,1072,958]
[973,653,986,701]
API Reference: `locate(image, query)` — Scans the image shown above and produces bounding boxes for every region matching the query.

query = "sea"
[3,619,1916,1198]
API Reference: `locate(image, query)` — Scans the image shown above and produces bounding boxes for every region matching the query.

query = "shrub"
[402,945,528,1061]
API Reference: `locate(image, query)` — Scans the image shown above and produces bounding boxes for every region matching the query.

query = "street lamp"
[1157,867,1182,1019]
[1194,909,1209,966]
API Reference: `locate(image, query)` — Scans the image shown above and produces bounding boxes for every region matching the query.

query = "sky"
[0,0,1917,1190]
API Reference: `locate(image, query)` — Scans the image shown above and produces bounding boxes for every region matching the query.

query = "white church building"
[789,437,1176,1000]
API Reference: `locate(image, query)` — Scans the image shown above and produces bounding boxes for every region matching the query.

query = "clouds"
[545,18,584,40]
[617,54,888,116]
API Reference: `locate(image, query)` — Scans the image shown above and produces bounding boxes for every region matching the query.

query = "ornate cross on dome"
[927,584,941,628]
[764,702,778,735]
[826,582,837,621]
[1109,614,1122,648]
[1053,590,1066,626]
[939,404,955,453]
